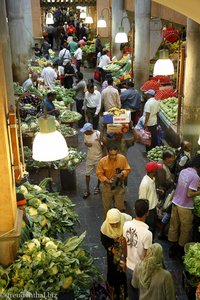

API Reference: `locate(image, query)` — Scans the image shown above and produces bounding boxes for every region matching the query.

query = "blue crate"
[103,113,113,124]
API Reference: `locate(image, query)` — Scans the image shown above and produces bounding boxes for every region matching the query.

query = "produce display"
[184,243,200,281]
[24,146,86,171]
[21,115,39,134]
[140,80,160,92]
[155,89,176,100]
[58,125,77,137]
[17,179,79,238]
[42,87,75,106]
[107,107,126,116]
[18,94,42,120]
[60,110,82,123]
[28,66,42,75]
[13,82,24,95]
[103,56,132,83]
[147,145,175,162]
[1,233,99,298]
[194,196,200,217]
[151,75,171,84]
[159,97,178,123]
[82,43,95,54]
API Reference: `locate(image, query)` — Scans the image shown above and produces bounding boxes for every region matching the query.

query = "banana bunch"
[108,107,126,116]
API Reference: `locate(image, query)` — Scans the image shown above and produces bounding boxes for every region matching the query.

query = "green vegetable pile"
[60,110,82,123]
[58,125,77,137]
[2,233,99,298]
[184,243,200,281]
[13,82,24,95]
[24,146,86,171]
[147,145,175,162]
[160,97,178,123]
[17,179,79,238]
[21,115,39,134]
[82,43,95,54]
[42,87,75,106]
[28,66,42,75]
[194,196,200,217]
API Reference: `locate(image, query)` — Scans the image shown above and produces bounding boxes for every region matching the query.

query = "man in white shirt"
[123,199,152,300]
[58,43,71,64]
[101,77,121,111]
[41,62,57,88]
[98,49,111,81]
[74,44,83,72]
[143,89,160,151]
[83,82,101,130]
[139,161,162,238]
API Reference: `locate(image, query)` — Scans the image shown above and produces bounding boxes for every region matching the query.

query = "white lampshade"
[80,11,86,19]
[97,16,107,28]
[115,27,128,43]
[85,16,93,24]
[32,116,68,162]
[46,13,54,25]
[198,136,200,145]
[153,59,174,76]
[153,49,174,76]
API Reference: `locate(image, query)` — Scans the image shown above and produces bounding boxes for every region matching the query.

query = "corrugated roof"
[40,0,96,7]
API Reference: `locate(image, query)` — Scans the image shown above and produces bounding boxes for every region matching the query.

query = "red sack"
[94,69,101,82]
[136,129,151,146]
[140,80,160,92]
[155,89,176,100]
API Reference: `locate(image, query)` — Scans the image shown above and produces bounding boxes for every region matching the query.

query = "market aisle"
[64,67,187,299]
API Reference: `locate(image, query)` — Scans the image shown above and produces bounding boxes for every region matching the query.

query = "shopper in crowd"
[42,91,59,117]
[83,82,101,130]
[22,73,38,92]
[79,24,88,39]
[132,243,176,300]
[78,36,87,47]
[80,122,103,199]
[139,162,162,238]
[60,31,68,50]
[68,37,78,57]
[41,61,57,88]
[46,24,56,49]
[123,199,152,300]
[102,73,113,91]
[98,49,111,82]
[72,72,86,127]
[63,59,75,89]
[41,38,51,59]
[74,44,83,72]
[168,154,200,258]
[120,81,141,125]
[143,89,160,151]
[96,144,131,216]
[67,22,76,35]
[95,34,103,57]
[101,77,121,112]
[58,42,71,63]
[101,208,132,299]
[173,140,192,183]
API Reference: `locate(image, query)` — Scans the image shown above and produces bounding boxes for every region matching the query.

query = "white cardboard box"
[107,124,122,134]
[113,111,131,123]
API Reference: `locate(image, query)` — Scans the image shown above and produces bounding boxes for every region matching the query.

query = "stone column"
[6,0,34,83]
[0,0,23,266]
[134,0,151,89]
[182,19,200,147]
[112,0,123,58]
[31,0,43,44]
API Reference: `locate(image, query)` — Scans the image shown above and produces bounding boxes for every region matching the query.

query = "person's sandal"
[94,187,100,195]
[82,191,90,199]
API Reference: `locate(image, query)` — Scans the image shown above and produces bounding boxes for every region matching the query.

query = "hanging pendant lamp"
[153,49,174,76]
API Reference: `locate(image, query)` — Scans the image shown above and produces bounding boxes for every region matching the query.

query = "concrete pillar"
[134,0,151,89]
[182,19,200,147]
[6,0,34,83]
[31,0,43,42]
[0,0,23,266]
[112,0,123,58]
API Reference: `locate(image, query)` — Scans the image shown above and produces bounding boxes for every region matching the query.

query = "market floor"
[59,66,188,299]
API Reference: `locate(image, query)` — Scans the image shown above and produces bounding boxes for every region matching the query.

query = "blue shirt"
[42,97,55,115]
[121,89,141,110]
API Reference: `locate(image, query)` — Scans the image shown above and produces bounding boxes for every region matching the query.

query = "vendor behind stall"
[42,91,59,117]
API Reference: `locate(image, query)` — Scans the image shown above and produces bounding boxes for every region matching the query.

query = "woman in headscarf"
[132,243,176,300]
[100,208,132,299]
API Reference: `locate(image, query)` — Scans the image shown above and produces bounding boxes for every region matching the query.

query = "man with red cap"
[138,161,162,237]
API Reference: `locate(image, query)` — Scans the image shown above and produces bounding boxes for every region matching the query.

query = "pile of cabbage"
[147,145,175,162]
[0,233,99,298]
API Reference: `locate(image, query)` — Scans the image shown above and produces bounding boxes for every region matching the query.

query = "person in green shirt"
[68,37,78,57]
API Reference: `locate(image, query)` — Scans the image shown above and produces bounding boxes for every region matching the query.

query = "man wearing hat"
[80,123,103,199]
[42,91,59,116]
[139,161,162,237]
[143,89,160,151]
[16,193,32,246]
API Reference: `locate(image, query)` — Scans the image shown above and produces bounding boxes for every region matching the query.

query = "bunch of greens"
[184,243,200,280]
[28,66,42,75]
[82,44,95,54]
[58,125,77,137]
[17,179,79,238]
[147,145,175,162]
[13,82,24,95]
[53,148,86,171]
[42,87,75,106]
[194,196,200,217]
[24,146,51,169]
[6,233,99,298]
[60,110,82,123]
[21,115,39,134]
[0,265,10,293]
